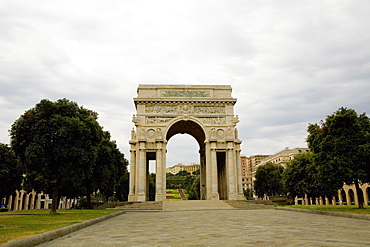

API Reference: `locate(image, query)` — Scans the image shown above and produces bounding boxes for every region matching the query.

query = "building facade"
[240,154,270,190]
[244,147,370,206]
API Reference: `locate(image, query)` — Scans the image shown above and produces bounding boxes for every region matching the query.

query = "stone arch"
[128,85,244,202]
[165,119,207,199]
[340,189,346,205]
[348,189,355,205]
[165,118,206,147]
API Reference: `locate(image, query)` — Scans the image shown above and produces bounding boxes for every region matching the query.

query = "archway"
[348,189,355,205]
[340,189,346,205]
[166,120,206,200]
[128,85,244,202]
[166,133,200,197]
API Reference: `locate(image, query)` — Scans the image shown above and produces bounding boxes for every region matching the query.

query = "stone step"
[115,201,163,211]
[164,200,234,211]
[223,200,276,209]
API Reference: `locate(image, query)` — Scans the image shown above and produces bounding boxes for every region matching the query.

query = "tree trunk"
[86,179,93,209]
[50,186,60,214]
[354,181,364,209]
[86,193,92,209]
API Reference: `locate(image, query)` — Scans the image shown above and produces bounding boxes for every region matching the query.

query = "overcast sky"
[1,0,369,169]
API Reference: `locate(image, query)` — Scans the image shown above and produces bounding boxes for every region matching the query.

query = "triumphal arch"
[128,85,244,202]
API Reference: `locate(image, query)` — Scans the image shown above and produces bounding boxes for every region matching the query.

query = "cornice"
[134,98,237,106]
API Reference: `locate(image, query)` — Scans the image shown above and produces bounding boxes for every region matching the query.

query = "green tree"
[243,188,254,200]
[282,152,319,199]
[176,170,191,176]
[307,107,370,208]
[10,99,104,214]
[254,162,284,198]
[116,170,129,201]
[187,175,200,200]
[148,173,156,201]
[0,143,23,202]
[91,131,128,205]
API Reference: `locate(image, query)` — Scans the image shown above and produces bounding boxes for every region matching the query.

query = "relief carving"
[199,117,226,125]
[146,117,173,125]
[146,105,178,114]
[217,129,225,138]
[194,106,225,114]
[162,91,209,98]
[156,128,162,139]
[146,105,226,115]
[132,114,140,124]
[131,128,136,140]
[147,128,156,138]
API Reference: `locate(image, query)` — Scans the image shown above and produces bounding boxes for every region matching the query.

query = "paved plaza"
[36,207,370,246]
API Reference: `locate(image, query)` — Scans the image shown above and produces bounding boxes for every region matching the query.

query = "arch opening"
[166,120,206,200]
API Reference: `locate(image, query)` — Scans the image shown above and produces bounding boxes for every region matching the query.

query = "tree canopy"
[282,152,318,199]
[93,131,128,201]
[307,107,370,208]
[254,162,285,198]
[0,143,23,201]
[10,98,104,214]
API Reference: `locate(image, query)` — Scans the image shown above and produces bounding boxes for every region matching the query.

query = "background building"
[166,163,200,175]
[240,154,269,190]
[242,147,370,206]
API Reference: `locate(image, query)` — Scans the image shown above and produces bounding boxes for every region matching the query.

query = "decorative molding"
[146,129,156,138]
[194,106,225,114]
[217,129,225,138]
[145,105,226,115]
[198,117,226,125]
[162,91,209,98]
[146,117,173,125]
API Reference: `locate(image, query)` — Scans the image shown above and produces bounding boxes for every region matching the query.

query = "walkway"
[163,200,233,210]
[36,204,370,246]
[177,188,187,200]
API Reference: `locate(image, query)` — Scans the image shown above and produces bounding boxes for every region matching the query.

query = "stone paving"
[36,204,370,246]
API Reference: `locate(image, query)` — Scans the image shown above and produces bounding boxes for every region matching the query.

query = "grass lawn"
[0,209,121,246]
[284,205,370,215]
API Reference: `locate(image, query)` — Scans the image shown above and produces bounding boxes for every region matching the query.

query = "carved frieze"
[198,117,226,125]
[146,105,177,114]
[145,105,225,115]
[162,91,210,98]
[194,106,225,114]
[146,117,173,125]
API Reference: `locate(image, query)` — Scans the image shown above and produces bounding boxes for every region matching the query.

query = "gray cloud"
[1,0,370,164]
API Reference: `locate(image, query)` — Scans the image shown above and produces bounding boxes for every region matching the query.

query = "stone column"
[344,189,351,205]
[227,143,236,200]
[200,149,207,200]
[137,142,146,202]
[7,195,13,210]
[155,143,164,201]
[210,142,219,200]
[353,187,359,206]
[338,191,343,205]
[304,194,309,205]
[162,142,167,199]
[128,147,136,202]
[235,147,244,199]
[35,194,41,209]
[205,142,212,200]
[361,184,369,206]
